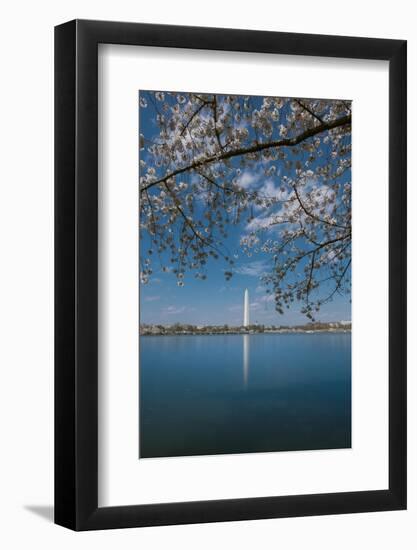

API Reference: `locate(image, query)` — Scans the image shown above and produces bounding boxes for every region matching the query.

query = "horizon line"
[140,320,352,327]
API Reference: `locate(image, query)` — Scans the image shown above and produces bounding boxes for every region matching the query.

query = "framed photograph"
[55,19,406,530]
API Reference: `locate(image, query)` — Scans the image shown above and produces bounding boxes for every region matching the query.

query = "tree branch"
[322,259,351,303]
[306,250,316,303]
[163,182,227,260]
[212,95,225,152]
[140,114,352,193]
[295,99,324,124]
[180,98,210,137]
[292,182,349,230]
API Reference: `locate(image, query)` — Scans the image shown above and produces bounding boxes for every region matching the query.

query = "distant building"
[243,288,249,327]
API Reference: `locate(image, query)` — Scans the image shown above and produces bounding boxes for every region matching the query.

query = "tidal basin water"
[139,333,351,458]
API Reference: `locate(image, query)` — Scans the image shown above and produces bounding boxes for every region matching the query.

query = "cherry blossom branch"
[291,182,349,230]
[162,182,227,260]
[321,259,351,303]
[306,250,317,303]
[294,99,324,124]
[212,95,225,152]
[140,114,351,193]
[180,98,211,136]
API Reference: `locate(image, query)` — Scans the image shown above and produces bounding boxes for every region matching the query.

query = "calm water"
[139,333,351,458]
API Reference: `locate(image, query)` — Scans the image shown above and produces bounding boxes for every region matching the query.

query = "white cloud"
[144,295,160,302]
[219,285,238,293]
[234,260,269,277]
[148,277,162,284]
[247,293,275,313]
[259,179,276,198]
[162,305,186,315]
[161,305,196,316]
[245,212,279,232]
[237,170,260,189]
[228,304,243,313]
[242,176,338,237]
[259,293,275,303]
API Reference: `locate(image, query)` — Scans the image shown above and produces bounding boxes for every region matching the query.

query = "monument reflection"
[243,334,249,388]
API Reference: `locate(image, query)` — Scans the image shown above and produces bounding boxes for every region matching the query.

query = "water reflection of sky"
[140,333,351,458]
[243,335,249,388]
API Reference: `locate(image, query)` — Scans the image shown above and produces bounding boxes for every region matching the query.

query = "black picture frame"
[55,19,407,531]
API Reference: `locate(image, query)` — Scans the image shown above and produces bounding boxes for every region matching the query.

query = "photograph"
[0,1,408,542]
[139,91,352,458]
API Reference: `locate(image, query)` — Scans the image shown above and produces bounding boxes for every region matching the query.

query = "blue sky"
[139,92,351,327]
[140,265,350,326]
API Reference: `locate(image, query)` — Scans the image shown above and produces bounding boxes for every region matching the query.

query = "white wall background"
[0,1,414,548]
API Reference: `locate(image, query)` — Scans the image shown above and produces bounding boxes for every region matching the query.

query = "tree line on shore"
[140,321,351,335]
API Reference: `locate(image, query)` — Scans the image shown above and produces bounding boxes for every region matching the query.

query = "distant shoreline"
[139,329,352,337]
[139,323,352,336]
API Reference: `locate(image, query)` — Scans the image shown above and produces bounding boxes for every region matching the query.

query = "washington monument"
[243,288,250,327]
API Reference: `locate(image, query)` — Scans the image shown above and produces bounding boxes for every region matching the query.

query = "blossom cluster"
[139,91,351,318]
